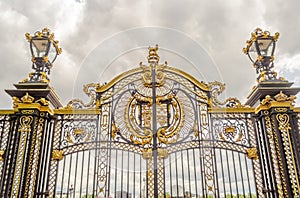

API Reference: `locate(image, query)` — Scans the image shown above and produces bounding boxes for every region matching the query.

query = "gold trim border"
[97,66,210,93]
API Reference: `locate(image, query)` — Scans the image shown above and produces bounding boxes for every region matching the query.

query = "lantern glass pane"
[48,43,57,63]
[257,39,274,56]
[31,39,49,57]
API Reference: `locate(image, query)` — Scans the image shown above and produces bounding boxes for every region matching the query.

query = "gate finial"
[148,44,160,64]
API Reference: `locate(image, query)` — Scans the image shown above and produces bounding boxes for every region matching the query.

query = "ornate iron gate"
[0,44,300,198]
[45,46,261,197]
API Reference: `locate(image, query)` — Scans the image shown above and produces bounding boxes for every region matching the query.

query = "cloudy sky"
[0,0,300,109]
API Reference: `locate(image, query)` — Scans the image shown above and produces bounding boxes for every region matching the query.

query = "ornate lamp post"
[243,28,280,82]
[25,28,62,83]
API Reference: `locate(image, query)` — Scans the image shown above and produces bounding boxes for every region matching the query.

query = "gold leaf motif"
[246,147,258,160]
[74,128,84,135]
[25,33,32,42]
[36,98,49,106]
[52,150,64,161]
[261,95,273,105]
[225,126,235,133]
[12,97,21,108]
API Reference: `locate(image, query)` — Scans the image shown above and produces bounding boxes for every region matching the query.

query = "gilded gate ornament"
[260,91,296,106]
[0,150,4,161]
[21,92,35,104]
[246,147,258,160]
[208,81,245,108]
[18,116,33,133]
[52,150,64,161]
[64,83,100,109]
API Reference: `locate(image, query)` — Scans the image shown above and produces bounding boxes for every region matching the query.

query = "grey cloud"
[0,0,299,109]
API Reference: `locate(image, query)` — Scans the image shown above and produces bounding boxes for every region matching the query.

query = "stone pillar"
[246,80,300,197]
[0,82,62,197]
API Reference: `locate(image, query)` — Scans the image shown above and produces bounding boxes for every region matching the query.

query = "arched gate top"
[96,65,210,94]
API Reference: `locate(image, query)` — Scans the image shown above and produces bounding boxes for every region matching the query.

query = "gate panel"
[46,47,264,197]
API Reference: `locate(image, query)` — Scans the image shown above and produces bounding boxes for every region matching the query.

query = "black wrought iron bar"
[192,149,198,197]
[219,149,226,196]
[175,152,179,197]
[261,115,276,196]
[66,154,72,198]
[1,116,17,197]
[180,150,185,197]
[126,151,130,198]
[151,62,159,198]
[35,117,46,195]
[163,158,166,198]
[133,152,136,198]
[41,119,52,195]
[121,150,124,198]
[169,155,173,197]
[212,147,219,197]
[225,150,233,196]
[244,153,252,197]
[232,151,239,196]
[107,144,112,198]
[140,155,142,198]
[79,151,85,197]
[93,148,97,197]
[238,152,246,196]
[186,149,192,196]
[60,150,67,197]
[146,159,149,198]
[199,147,205,197]
[86,150,91,197]
[114,150,118,197]
[73,152,79,198]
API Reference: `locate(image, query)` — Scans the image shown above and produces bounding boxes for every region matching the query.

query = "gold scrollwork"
[156,94,184,145]
[125,94,153,146]
[139,45,167,88]
[18,116,33,133]
[52,150,64,161]
[111,123,118,139]
[275,108,287,112]
[208,81,245,108]
[140,62,166,88]
[12,97,21,108]
[64,83,100,109]
[36,98,50,106]
[246,147,258,160]
[21,110,35,114]
[276,114,291,131]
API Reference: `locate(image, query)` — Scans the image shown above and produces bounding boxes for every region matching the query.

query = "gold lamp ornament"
[25,28,62,83]
[243,28,280,82]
